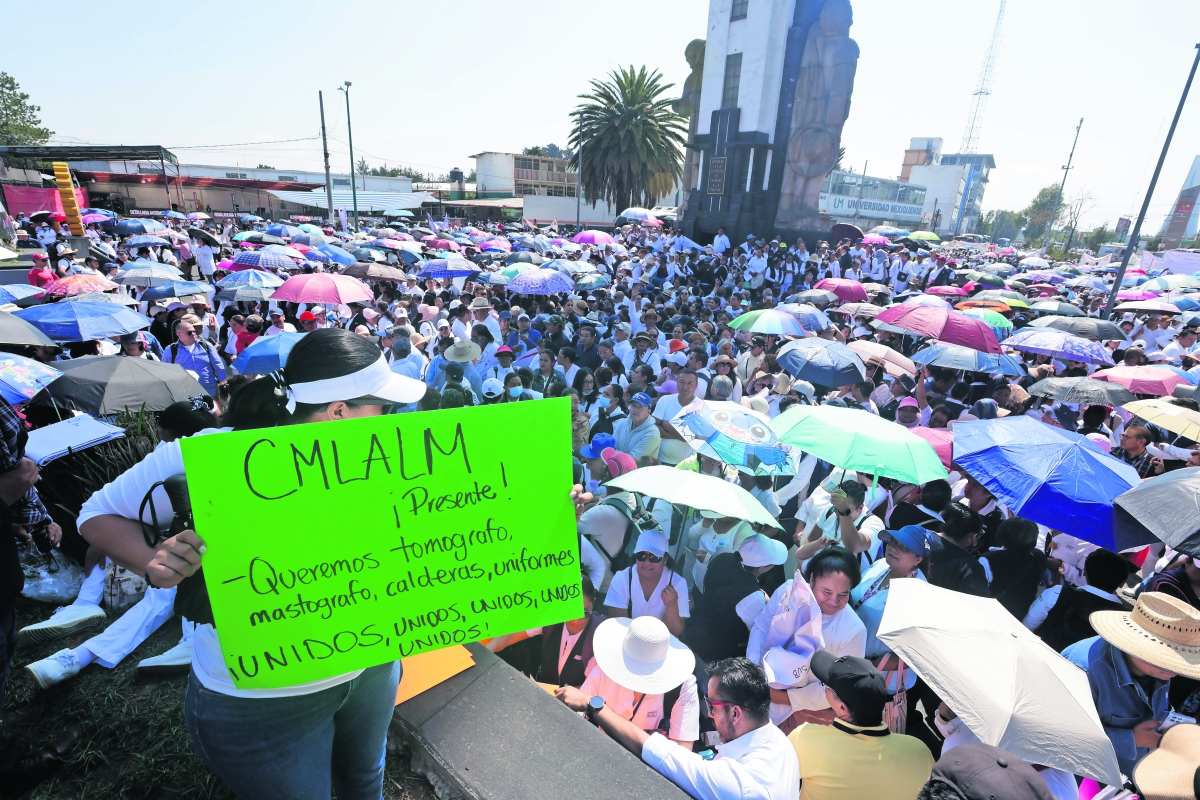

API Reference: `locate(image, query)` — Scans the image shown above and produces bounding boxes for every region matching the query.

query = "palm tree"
[569,66,688,213]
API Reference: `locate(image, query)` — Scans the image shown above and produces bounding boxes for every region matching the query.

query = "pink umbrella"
[641,219,663,227]
[386,232,415,241]
[814,278,868,302]
[1125,268,1147,275]
[426,239,462,251]
[1092,366,1193,396]
[42,274,119,298]
[572,230,615,245]
[861,234,890,245]
[910,427,954,469]
[419,235,440,243]
[215,259,234,272]
[550,238,568,246]
[1116,289,1156,301]
[926,285,968,297]
[81,213,109,224]
[270,274,372,304]
[874,304,1002,354]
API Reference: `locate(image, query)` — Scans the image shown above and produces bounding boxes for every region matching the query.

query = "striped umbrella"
[230,250,298,271]
[216,269,284,289]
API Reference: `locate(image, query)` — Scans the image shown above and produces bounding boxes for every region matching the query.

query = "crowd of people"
[0,206,1199,800]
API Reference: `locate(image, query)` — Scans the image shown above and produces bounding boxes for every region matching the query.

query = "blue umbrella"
[0,285,46,304]
[217,269,284,289]
[316,243,355,266]
[265,223,302,239]
[159,210,186,219]
[231,250,297,271]
[302,247,333,264]
[140,281,211,302]
[216,285,277,302]
[124,235,171,248]
[775,339,867,387]
[291,232,327,247]
[240,214,264,223]
[503,268,572,295]
[81,208,117,217]
[0,354,62,404]
[576,273,612,290]
[232,332,306,374]
[417,259,482,281]
[114,219,165,236]
[910,342,1026,376]
[15,303,149,342]
[953,416,1140,549]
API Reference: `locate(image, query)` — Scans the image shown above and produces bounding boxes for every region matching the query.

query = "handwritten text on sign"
[179,400,581,689]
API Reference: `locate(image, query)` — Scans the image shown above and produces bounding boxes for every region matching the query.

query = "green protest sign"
[179,398,581,689]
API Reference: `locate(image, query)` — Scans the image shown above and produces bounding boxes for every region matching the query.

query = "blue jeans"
[184,661,401,800]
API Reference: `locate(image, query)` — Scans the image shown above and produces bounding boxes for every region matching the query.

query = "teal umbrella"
[771,405,948,484]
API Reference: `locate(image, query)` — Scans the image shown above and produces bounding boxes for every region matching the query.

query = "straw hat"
[1133,723,1200,800]
[592,617,695,695]
[444,340,481,363]
[1091,592,1200,680]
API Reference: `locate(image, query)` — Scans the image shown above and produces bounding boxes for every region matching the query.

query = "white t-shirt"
[579,665,700,742]
[76,429,366,699]
[604,567,690,620]
[263,322,297,336]
[651,393,696,465]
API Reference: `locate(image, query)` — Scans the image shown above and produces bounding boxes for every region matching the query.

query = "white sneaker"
[25,649,84,689]
[137,639,193,675]
[18,604,107,645]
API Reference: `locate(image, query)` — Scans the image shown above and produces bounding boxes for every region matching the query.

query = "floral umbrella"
[42,274,119,298]
[0,354,61,404]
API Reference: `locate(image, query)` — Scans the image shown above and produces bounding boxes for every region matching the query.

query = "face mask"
[597,396,612,409]
[508,386,524,398]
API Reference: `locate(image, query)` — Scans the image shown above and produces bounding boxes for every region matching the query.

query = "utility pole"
[575,109,583,230]
[852,160,867,222]
[1105,45,1200,320]
[339,81,359,231]
[319,91,335,224]
[1041,118,1082,256]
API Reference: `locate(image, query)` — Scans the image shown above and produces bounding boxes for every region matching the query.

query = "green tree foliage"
[256,163,274,169]
[0,72,53,145]
[569,66,687,210]
[1021,184,1066,244]
[979,209,1027,242]
[523,144,573,160]
[1082,223,1114,253]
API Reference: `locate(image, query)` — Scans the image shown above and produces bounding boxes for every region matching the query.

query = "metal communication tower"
[959,0,1006,154]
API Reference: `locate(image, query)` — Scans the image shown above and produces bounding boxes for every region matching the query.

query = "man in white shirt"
[651,369,699,466]
[712,227,731,255]
[1157,327,1196,364]
[557,652,799,800]
[263,309,296,336]
[193,242,216,280]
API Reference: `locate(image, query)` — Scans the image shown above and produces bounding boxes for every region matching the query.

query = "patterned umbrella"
[261,244,307,260]
[1003,328,1115,366]
[1023,270,1065,284]
[505,269,574,295]
[668,399,804,476]
[416,259,480,280]
[814,278,869,303]
[480,238,512,252]
[230,250,297,272]
[216,269,284,289]
[140,281,211,301]
[874,305,1002,354]
[0,355,61,404]
[576,273,612,290]
[726,309,807,336]
[42,274,119,298]
[571,230,616,245]
[270,274,373,305]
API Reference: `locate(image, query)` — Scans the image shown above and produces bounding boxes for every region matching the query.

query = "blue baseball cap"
[880,525,930,558]
[630,391,653,408]
[580,432,616,459]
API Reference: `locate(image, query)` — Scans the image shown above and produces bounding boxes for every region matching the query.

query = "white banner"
[818,192,924,222]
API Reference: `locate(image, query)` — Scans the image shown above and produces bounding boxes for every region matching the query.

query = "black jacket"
[927,534,990,597]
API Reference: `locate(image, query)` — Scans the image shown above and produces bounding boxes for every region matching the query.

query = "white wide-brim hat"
[592,616,695,695]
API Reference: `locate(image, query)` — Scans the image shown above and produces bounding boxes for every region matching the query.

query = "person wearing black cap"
[788,651,933,800]
[916,742,1052,800]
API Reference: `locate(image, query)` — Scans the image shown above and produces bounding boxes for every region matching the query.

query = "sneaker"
[137,639,193,675]
[18,604,107,646]
[25,649,84,690]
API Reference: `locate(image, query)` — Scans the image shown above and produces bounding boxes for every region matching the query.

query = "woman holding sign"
[77,329,429,800]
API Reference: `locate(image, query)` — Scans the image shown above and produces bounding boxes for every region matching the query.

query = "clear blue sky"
[6,0,1199,230]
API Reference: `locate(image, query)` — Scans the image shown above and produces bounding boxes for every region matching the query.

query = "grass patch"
[4,597,436,799]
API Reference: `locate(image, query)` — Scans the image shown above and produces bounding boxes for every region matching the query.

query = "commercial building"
[471,152,578,199]
[900,137,994,236]
[818,170,925,227]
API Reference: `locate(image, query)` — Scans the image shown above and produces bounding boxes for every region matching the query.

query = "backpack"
[166,340,220,382]
[594,495,659,574]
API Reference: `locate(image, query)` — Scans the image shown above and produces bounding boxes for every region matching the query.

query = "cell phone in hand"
[1158,710,1195,732]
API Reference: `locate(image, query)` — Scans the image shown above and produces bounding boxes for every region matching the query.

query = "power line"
[171,135,320,150]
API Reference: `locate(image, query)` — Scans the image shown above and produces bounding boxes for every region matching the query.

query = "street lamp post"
[1103,44,1200,320]
[339,81,359,231]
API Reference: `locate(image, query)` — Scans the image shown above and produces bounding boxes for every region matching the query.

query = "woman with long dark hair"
[78,329,428,799]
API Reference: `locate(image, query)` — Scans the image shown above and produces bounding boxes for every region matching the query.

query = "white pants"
[82,587,177,668]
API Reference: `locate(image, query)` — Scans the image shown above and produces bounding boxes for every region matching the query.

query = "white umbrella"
[1019,256,1052,269]
[605,466,781,529]
[877,580,1121,785]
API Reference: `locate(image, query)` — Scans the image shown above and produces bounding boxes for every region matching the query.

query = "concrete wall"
[524,195,622,227]
[475,153,515,194]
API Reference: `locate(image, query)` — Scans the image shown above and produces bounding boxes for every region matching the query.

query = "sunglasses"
[708,701,744,711]
[635,552,663,563]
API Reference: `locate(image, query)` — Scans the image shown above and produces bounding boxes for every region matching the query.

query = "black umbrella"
[830,223,863,243]
[351,248,388,264]
[31,356,205,415]
[0,310,58,347]
[505,251,545,265]
[1027,377,1136,406]
[28,210,59,224]
[410,227,433,236]
[1030,301,1084,317]
[1027,316,1127,342]
[241,233,286,246]
[1114,467,1200,557]
[187,228,221,248]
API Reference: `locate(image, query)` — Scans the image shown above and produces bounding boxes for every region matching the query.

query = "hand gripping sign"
[181,399,581,689]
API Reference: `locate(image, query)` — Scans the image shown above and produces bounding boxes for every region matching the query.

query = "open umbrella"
[667,399,805,476]
[1114,300,1182,315]
[1114,468,1200,557]
[909,427,953,469]
[1018,256,1051,269]
[341,262,408,283]
[830,223,863,242]
[1003,328,1115,366]
[232,332,307,375]
[1026,316,1126,342]
[415,258,479,280]
[1122,399,1200,441]
[958,308,1012,339]
[726,309,807,336]
[571,230,615,245]
[814,278,868,303]
[909,342,1026,376]
[230,250,296,271]
[505,269,574,295]
[216,269,284,289]
[776,339,867,387]
[605,466,781,528]
[846,340,916,378]
[0,355,62,404]
[1027,377,1136,406]
[925,285,967,297]
[1029,301,1083,317]
[15,303,149,342]
[1093,366,1194,396]
[264,223,302,239]
[902,294,952,309]
[791,289,839,305]
[31,356,204,414]
[873,305,1002,354]
[954,300,1010,313]
[771,404,948,484]
[186,228,221,248]
[271,274,372,305]
[618,207,657,221]
[952,416,1140,549]
[0,285,45,305]
[113,219,165,236]
[576,274,612,290]
[64,292,139,306]
[505,251,546,265]
[878,580,1122,785]
[776,303,833,329]
[114,265,185,287]
[0,311,57,348]
[139,281,211,302]
[42,275,119,298]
